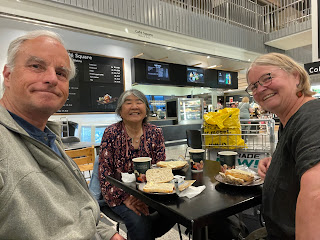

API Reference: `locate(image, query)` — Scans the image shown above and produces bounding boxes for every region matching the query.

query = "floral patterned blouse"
[99,121,166,207]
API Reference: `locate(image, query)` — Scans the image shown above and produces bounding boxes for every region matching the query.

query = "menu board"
[146,61,170,81]
[57,50,124,113]
[217,71,232,86]
[186,67,204,83]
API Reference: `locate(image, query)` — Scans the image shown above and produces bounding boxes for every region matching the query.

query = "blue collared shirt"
[9,111,62,157]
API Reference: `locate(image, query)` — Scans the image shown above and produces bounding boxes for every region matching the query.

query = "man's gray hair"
[2,30,76,92]
[116,89,150,123]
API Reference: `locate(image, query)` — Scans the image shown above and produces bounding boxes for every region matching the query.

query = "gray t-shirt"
[262,99,320,239]
[238,102,251,119]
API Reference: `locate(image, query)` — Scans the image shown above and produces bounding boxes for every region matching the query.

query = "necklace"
[125,125,142,144]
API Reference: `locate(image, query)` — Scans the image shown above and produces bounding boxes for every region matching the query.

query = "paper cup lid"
[218,151,238,156]
[132,157,152,162]
[189,149,205,153]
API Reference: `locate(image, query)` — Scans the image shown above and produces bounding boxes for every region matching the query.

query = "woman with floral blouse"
[99,89,175,240]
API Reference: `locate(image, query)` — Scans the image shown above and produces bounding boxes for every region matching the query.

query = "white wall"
[0,17,224,132]
[0,17,135,126]
[312,0,319,62]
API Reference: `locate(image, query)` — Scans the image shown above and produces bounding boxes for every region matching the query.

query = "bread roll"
[143,182,174,193]
[225,169,254,182]
[146,168,174,183]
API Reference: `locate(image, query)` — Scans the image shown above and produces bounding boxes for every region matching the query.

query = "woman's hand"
[258,157,272,179]
[123,195,149,216]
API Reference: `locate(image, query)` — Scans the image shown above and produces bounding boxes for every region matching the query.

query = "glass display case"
[166,98,204,125]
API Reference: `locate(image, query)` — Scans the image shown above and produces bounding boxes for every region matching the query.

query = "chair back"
[186,130,202,149]
[65,146,95,173]
[61,136,81,143]
[88,156,125,231]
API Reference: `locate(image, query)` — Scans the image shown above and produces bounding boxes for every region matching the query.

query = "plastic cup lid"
[189,149,205,153]
[218,151,238,156]
[132,157,152,162]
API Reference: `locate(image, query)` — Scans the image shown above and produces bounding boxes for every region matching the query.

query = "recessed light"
[125,28,129,33]
[208,65,217,69]
[207,56,210,59]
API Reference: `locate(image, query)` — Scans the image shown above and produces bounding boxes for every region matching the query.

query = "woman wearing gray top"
[238,97,253,141]
[246,53,319,239]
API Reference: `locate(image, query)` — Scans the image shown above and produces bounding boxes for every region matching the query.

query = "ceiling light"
[133,53,144,58]
[208,65,217,69]
[125,28,129,33]
[207,56,210,59]
[157,57,168,61]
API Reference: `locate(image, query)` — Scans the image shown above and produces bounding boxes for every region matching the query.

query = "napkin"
[177,185,206,199]
[121,172,136,183]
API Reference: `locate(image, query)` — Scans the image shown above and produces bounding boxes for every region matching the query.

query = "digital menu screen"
[146,61,170,81]
[218,71,232,85]
[187,67,204,83]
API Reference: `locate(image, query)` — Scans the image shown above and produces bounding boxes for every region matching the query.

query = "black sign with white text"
[304,61,320,75]
[56,50,124,114]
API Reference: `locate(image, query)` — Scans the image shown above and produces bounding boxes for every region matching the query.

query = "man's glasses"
[245,72,273,95]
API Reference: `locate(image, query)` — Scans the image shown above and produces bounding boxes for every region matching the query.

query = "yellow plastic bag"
[203,108,245,149]
[203,108,241,129]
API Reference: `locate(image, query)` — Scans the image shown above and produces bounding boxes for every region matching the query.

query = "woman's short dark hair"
[115,89,150,123]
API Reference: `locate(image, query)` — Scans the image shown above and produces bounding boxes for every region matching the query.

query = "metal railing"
[48,0,311,52]
[202,118,276,155]
[50,0,311,34]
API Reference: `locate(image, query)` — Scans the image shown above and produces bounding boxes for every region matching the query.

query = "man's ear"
[2,65,12,88]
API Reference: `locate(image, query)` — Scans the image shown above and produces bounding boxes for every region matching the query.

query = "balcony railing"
[48,0,311,52]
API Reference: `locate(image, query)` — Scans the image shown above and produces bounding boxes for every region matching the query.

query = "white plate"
[137,182,176,195]
[214,174,264,187]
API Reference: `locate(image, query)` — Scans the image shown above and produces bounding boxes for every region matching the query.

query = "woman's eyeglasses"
[246,73,273,95]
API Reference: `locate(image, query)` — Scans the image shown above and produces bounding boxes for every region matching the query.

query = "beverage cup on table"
[189,149,205,172]
[132,157,152,183]
[218,151,237,172]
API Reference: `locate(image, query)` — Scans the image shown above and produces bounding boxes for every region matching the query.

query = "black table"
[106,160,262,240]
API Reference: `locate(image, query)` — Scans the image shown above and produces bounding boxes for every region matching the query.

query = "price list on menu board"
[56,50,124,114]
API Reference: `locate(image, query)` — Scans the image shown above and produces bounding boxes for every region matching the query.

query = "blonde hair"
[242,97,249,103]
[247,53,314,97]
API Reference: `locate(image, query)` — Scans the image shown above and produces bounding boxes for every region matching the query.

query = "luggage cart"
[202,118,276,172]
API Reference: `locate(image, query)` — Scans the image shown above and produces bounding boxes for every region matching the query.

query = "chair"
[88,156,125,233]
[185,129,202,158]
[65,146,95,181]
[61,136,81,143]
[60,117,69,137]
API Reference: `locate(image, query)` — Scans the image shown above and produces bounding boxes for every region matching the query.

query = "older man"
[0,30,124,240]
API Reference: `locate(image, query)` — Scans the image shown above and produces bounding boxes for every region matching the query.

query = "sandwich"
[156,160,188,169]
[219,169,254,185]
[219,172,245,185]
[225,169,254,182]
[178,180,196,191]
[146,168,174,183]
[143,182,174,193]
